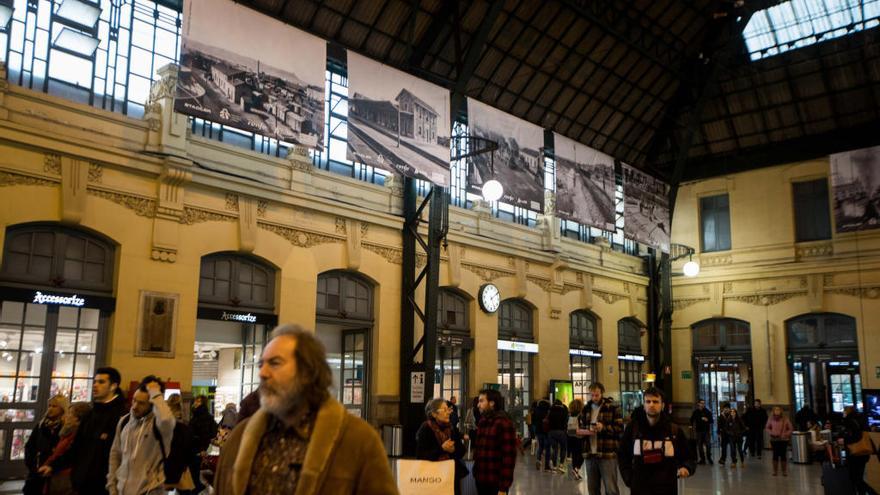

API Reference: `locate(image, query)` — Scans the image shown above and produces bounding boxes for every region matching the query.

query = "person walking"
[41,367,126,495]
[106,376,175,495]
[618,387,694,495]
[725,409,747,468]
[566,399,585,480]
[743,399,768,459]
[213,324,397,494]
[40,402,91,495]
[765,405,793,476]
[448,395,461,433]
[189,395,218,494]
[717,402,731,465]
[24,395,68,495]
[531,399,550,470]
[689,399,713,465]
[579,382,623,495]
[417,398,468,495]
[838,405,874,494]
[472,388,517,495]
[546,399,569,473]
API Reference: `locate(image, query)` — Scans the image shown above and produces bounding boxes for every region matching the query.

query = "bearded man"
[214,324,398,495]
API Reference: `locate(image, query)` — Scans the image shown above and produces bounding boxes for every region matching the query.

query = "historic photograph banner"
[622,163,670,252]
[174,0,325,149]
[554,133,615,230]
[466,98,545,210]
[346,52,451,187]
[831,145,880,232]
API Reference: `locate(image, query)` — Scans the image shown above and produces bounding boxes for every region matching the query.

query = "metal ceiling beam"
[407,0,458,68]
[451,0,504,117]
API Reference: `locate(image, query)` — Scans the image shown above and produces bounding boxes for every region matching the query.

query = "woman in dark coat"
[24,394,68,495]
[416,397,468,495]
[838,406,872,494]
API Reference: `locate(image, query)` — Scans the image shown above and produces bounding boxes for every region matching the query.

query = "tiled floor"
[509,454,825,494]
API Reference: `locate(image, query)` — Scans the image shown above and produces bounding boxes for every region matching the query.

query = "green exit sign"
[681,370,693,380]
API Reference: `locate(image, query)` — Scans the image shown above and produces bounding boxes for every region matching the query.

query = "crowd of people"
[13,323,878,495]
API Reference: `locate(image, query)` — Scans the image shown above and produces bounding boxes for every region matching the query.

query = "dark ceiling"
[238,0,880,184]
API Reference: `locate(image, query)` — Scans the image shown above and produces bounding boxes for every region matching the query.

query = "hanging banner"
[466,98,544,210]
[553,133,616,230]
[346,52,451,187]
[622,163,670,252]
[830,145,880,232]
[174,0,325,149]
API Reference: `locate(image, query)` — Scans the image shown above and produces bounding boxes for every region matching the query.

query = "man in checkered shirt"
[472,389,517,495]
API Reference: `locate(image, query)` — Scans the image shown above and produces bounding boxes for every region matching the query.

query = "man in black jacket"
[689,399,713,464]
[41,367,126,495]
[532,399,551,470]
[743,399,768,459]
[546,399,569,473]
[618,387,694,495]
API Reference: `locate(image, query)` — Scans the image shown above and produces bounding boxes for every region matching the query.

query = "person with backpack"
[546,399,569,473]
[106,375,175,495]
[618,387,694,495]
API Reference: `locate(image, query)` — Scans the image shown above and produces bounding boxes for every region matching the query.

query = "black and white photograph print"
[554,133,616,230]
[622,163,670,252]
[831,145,880,233]
[466,98,545,210]
[174,0,325,149]
[346,52,451,187]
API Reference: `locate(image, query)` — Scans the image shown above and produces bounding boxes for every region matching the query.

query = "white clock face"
[480,284,500,313]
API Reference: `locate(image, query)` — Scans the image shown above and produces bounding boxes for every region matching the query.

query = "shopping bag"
[396,459,455,495]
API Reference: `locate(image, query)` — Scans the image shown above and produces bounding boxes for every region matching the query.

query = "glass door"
[240,323,267,400]
[829,371,862,413]
[434,346,466,401]
[498,349,530,437]
[697,359,752,417]
[340,329,368,418]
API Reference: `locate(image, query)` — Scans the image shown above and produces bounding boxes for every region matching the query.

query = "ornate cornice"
[88,188,156,218]
[362,243,402,265]
[258,222,343,248]
[257,200,268,218]
[179,207,236,225]
[225,194,239,212]
[0,170,57,187]
[672,298,710,311]
[701,254,733,267]
[826,286,880,299]
[594,290,628,305]
[44,153,61,174]
[88,163,103,183]
[526,276,552,292]
[461,263,513,282]
[726,292,802,306]
[335,217,346,234]
[561,283,582,295]
[796,243,833,258]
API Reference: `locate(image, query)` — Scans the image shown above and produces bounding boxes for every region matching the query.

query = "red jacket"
[472,411,517,490]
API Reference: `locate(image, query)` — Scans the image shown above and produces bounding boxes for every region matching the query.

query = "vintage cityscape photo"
[554,134,616,230]
[623,164,670,252]
[831,145,880,232]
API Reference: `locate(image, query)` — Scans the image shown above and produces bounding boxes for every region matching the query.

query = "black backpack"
[118,414,193,484]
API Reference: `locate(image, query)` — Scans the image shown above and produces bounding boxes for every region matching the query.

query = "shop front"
[434,289,472,402]
[618,318,645,417]
[497,299,535,437]
[569,310,600,402]
[691,318,753,416]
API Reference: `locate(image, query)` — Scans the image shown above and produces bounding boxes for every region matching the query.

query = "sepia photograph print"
[831,145,880,233]
[554,133,616,231]
[174,0,325,149]
[346,52,451,187]
[622,163,670,252]
[466,98,544,210]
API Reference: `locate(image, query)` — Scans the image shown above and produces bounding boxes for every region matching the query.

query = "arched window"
[316,271,373,320]
[438,289,468,333]
[787,313,857,349]
[499,299,533,342]
[570,310,598,349]
[1,224,115,292]
[618,318,643,355]
[199,253,275,310]
[692,318,751,352]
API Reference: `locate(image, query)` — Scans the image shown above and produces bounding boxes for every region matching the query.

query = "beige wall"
[670,159,880,411]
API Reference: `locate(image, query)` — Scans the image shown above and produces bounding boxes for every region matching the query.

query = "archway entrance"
[692,318,753,417]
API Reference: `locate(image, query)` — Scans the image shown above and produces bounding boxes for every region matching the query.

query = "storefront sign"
[438,334,475,349]
[497,340,539,353]
[220,311,257,323]
[618,354,645,362]
[681,370,693,380]
[410,371,425,403]
[569,349,602,358]
[32,291,85,307]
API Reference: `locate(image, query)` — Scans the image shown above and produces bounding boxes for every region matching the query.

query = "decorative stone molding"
[796,242,833,258]
[576,272,584,283]
[526,276,552,292]
[823,274,834,286]
[826,287,880,299]
[88,163,103,183]
[594,290,628,305]
[701,254,733,267]
[288,156,314,174]
[384,175,404,197]
[561,284,582,295]
[335,218,347,234]
[179,207,236,225]
[44,153,62,175]
[0,61,8,120]
[550,308,562,319]
[726,292,801,306]
[88,188,156,218]
[225,194,239,212]
[362,243,402,265]
[360,222,369,238]
[150,247,177,263]
[0,171,58,187]
[258,222,344,248]
[257,200,268,217]
[723,282,733,293]
[672,298,710,311]
[461,263,513,282]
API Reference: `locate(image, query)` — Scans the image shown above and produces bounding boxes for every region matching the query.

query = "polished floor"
[508,453,826,494]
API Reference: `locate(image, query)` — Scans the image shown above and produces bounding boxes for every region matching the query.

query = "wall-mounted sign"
[497,340,539,353]
[681,370,693,380]
[618,354,646,362]
[569,349,602,358]
[410,371,425,403]
[220,311,257,323]
[32,291,85,307]
[438,334,475,349]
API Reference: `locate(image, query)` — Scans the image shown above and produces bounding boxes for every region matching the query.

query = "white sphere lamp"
[683,259,700,277]
[481,179,504,202]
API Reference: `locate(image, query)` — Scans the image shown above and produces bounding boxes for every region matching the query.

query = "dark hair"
[697,398,705,403]
[479,389,505,412]
[553,399,563,406]
[95,367,121,387]
[643,386,665,402]
[589,382,605,393]
[269,324,332,411]
[137,375,165,394]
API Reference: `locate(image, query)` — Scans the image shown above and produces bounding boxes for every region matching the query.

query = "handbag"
[847,433,875,457]
[396,459,455,495]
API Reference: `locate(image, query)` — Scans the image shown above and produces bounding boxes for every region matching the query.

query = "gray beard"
[259,383,306,419]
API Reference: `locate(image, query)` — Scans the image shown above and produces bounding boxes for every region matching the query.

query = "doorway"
[696,358,753,415]
[497,349,531,437]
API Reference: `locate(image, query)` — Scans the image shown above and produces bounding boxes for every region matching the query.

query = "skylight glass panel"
[743,0,880,61]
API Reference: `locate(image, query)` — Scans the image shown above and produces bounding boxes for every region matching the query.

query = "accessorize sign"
[220,311,257,323]
[174,0,326,149]
[32,291,85,307]
[346,52,451,187]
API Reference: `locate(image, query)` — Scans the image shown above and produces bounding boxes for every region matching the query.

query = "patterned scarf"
[427,417,452,461]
